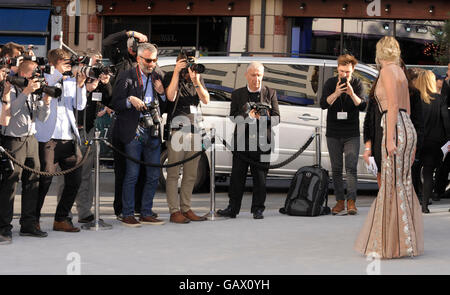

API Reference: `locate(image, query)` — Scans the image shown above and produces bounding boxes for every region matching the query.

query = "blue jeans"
[122,129,161,218]
[326,136,360,201]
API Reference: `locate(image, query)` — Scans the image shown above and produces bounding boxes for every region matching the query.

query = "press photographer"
[35,48,87,233]
[112,43,166,227]
[56,53,113,224]
[217,61,280,220]
[162,50,210,224]
[0,60,52,245]
[0,42,25,76]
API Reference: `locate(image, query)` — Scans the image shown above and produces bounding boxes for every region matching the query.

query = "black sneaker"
[20,227,48,238]
[0,233,12,245]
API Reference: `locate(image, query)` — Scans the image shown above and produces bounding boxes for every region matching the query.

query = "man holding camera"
[320,54,366,216]
[35,49,87,232]
[55,52,113,224]
[163,51,210,224]
[0,60,51,244]
[217,62,280,220]
[112,43,166,227]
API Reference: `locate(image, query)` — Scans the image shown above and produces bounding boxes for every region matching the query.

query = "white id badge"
[190,105,198,114]
[337,112,348,120]
[92,92,102,102]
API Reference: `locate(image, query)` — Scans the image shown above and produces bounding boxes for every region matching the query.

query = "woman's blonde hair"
[414,70,437,104]
[375,36,401,65]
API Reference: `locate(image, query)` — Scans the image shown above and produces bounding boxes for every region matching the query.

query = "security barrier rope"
[0,131,316,176]
[0,144,92,177]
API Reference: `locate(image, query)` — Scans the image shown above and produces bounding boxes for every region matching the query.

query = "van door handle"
[298,114,319,121]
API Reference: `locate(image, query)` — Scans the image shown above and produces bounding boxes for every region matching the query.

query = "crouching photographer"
[163,50,210,224]
[0,60,52,245]
[218,62,280,220]
[112,43,166,227]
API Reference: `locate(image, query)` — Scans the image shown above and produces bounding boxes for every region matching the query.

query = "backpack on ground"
[279,128,330,217]
[279,165,330,216]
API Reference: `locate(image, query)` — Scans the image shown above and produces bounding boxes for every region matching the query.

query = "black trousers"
[228,151,269,214]
[420,144,444,205]
[111,129,144,217]
[0,136,40,234]
[37,139,82,222]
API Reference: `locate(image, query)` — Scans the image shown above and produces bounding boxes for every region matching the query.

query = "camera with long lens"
[242,102,271,117]
[178,50,205,74]
[6,75,62,98]
[141,99,162,137]
[69,55,92,67]
[78,63,115,80]
[0,56,20,68]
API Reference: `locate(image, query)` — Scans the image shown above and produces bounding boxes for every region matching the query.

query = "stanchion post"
[205,128,224,221]
[315,127,321,166]
[82,130,112,231]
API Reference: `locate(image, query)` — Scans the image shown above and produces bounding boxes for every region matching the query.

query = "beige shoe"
[347,199,358,215]
[332,200,346,215]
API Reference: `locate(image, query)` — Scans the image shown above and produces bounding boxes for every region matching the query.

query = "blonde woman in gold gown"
[354,37,424,259]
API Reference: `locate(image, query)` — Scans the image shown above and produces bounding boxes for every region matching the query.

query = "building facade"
[1,0,449,65]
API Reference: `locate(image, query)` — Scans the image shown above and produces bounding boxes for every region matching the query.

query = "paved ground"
[2,171,450,275]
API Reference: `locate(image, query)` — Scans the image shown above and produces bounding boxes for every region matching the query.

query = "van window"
[160,63,237,102]
[235,63,322,107]
[331,67,376,100]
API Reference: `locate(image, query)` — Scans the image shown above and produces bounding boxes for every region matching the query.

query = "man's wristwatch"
[1,100,9,104]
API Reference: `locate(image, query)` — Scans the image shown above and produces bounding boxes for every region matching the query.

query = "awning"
[0,8,50,45]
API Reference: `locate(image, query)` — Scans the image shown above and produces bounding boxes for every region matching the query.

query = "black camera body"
[6,75,62,98]
[141,99,162,138]
[178,50,205,74]
[79,63,115,80]
[243,102,271,117]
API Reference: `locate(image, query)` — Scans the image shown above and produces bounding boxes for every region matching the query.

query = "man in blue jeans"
[111,43,166,227]
[320,54,366,215]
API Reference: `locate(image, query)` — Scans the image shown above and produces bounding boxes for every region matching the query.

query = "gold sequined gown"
[354,65,424,259]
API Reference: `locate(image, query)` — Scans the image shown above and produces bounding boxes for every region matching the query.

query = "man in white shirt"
[35,49,87,233]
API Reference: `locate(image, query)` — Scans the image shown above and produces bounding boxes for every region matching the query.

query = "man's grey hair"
[246,61,264,73]
[137,43,158,56]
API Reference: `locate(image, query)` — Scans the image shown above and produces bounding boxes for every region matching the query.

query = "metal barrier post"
[205,128,223,221]
[315,127,321,166]
[82,130,112,231]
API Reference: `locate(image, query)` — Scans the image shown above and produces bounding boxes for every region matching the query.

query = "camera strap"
[136,66,151,103]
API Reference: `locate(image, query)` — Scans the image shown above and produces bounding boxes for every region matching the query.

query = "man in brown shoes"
[163,51,210,224]
[331,199,358,215]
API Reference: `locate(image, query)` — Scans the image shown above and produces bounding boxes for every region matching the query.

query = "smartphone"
[339,77,347,85]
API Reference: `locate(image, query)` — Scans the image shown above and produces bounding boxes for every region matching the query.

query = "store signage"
[366,0,381,17]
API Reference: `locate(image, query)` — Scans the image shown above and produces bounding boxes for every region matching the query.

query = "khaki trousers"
[166,130,201,214]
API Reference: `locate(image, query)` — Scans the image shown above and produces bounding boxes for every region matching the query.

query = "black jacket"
[421,93,450,149]
[230,86,280,153]
[111,66,167,144]
[320,76,366,138]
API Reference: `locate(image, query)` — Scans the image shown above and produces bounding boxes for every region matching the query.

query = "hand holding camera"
[22,78,41,95]
[129,95,146,111]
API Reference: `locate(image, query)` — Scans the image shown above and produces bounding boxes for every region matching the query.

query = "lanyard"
[136,66,151,102]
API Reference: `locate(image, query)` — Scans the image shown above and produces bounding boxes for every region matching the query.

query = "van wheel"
[159,149,209,193]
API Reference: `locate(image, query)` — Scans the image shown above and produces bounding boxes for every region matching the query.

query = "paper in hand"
[442,141,449,159]
[365,156,378,176]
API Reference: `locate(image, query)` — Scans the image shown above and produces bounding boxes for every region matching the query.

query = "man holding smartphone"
[320,54,366,216]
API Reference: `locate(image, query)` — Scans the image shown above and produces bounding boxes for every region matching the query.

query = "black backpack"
[279,165,331,216]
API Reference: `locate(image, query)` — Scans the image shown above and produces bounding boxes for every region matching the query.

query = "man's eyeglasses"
[139,56,158,64]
